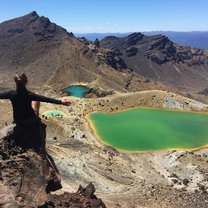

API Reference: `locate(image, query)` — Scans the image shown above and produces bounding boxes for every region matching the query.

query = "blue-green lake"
[89,108,208,151]
[42,110,65,117]
[64,85,89,98]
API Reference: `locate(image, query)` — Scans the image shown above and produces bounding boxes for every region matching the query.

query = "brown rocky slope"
[0,134,106,208]
[1,11,208,208]
[0,12,166,95]
[100,33,208,93]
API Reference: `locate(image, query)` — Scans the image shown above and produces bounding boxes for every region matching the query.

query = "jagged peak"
[13,11,40,22]
[21,11,52,26]
[104,32,144,41]
[26,11,39,17]
[0,11,73,37]
[146,34,175,47]
[152,34,171,41]
[122,32,144,47]
[127,32,144,39]
[0,11,39,27]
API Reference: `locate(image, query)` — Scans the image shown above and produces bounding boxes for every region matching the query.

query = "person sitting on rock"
[0,72,71,149]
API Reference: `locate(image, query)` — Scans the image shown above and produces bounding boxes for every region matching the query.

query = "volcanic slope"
[1,12,208,208]
[100,33,208,93]
[0,12,166,94]
[36,90,208,208]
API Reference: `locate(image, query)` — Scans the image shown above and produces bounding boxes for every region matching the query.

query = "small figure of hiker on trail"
[0,72,71,192]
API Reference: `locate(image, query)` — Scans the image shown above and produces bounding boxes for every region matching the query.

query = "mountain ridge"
[1,11,208,97]
[0,11,167,94]
[75,31,208,49]
[100,32,208,93]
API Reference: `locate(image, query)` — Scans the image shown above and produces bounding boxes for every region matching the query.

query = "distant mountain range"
[100,32,208,92]
[0,11,163,93]
[75,31,208,49]
[1,11,208,96]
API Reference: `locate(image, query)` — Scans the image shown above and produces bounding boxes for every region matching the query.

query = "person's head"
[14,73,28,86]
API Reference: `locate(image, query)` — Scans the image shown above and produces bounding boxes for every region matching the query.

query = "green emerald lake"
[89,108,208,151]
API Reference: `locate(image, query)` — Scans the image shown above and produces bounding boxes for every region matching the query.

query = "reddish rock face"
[0,136,106,208]
[41,183,106,208]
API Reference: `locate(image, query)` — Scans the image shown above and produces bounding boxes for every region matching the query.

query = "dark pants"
[13,117,46,150]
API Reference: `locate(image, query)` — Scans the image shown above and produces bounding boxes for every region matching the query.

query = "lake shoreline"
[86,107,208,152]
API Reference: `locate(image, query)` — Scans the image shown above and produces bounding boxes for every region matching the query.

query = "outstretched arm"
[29,92,71,105]
[0,91,14,99]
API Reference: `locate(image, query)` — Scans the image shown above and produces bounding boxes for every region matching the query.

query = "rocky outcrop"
[100,33,208,92]
[0,134,106,208]
[101,33,208,66]
[126,47,138,57]
[94,38,100,48]
[96,49,127,70]
[85,87,114,98]
[41,183,106,208]
[0,136,52,207]
[146,35,207,65]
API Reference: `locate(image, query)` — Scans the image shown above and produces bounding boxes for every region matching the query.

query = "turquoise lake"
[42,110,65,117]
[64,85,89,98]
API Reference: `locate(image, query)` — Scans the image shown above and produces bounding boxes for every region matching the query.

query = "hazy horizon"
[75,31,208,34]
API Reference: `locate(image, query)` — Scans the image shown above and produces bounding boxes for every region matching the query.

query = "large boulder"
[0,135,106,207]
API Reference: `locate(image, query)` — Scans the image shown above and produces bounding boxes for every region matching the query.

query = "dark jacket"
[0,85,62,122]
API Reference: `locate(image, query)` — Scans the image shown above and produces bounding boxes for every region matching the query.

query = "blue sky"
[0,0,207,33]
